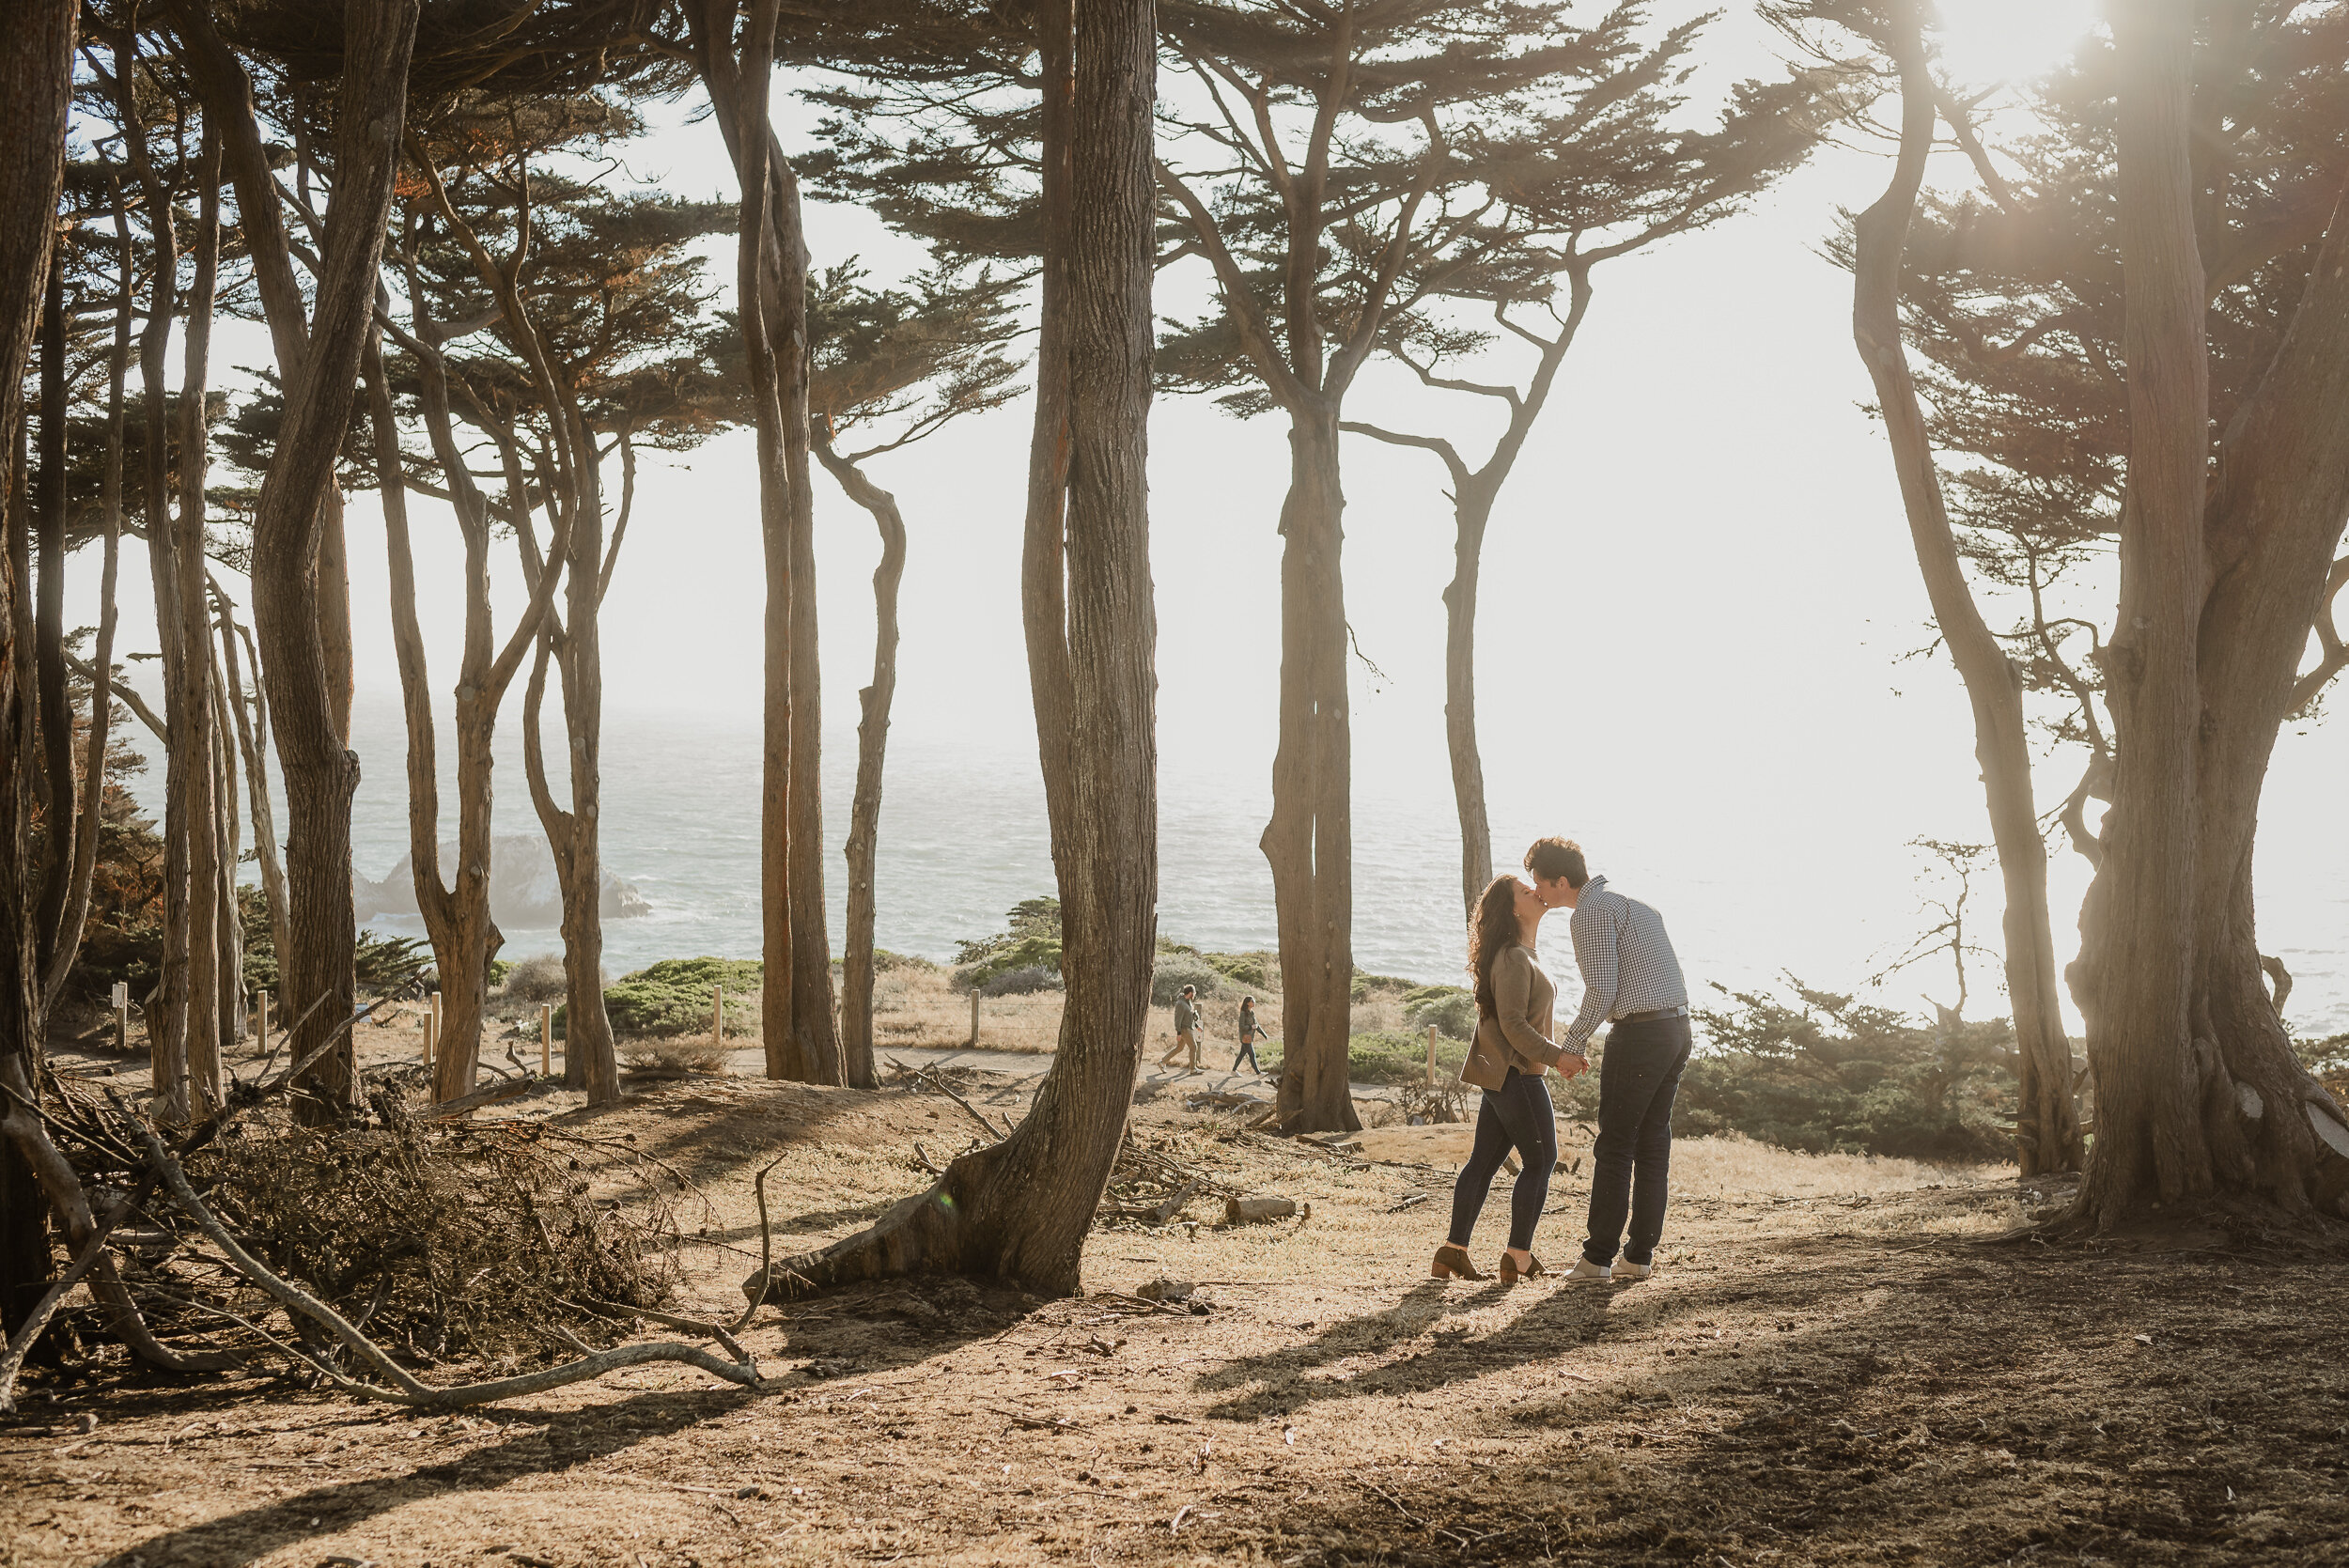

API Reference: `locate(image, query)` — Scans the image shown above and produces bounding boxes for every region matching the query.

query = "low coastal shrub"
[504,955,568,1004]
[602,956,763,1038]
[954,897,1063,989]
[1675,979,2015,1162]
[1347,1030,1470,1086]
[1152,955,1228,1005]
[1403,985,1476,1041]
[981,964,1062,997]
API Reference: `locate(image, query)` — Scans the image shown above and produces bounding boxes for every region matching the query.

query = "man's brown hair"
[1524,836,1588,889]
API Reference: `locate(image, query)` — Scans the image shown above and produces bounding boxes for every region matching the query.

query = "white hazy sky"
[70,0,2349,1027]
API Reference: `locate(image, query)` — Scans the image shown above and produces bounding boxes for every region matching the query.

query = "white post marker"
[539,1002,553,1076]
[1426,1024,1439,1086]
[422,1001,437,1071]
[112,981,130,1052]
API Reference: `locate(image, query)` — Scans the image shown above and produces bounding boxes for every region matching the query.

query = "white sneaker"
[1563,1257,1612,1284]
[1615,1258,1655,1281]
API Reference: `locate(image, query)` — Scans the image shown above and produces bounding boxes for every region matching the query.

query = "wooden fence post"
[256,989,271,1059]
[1426,1024,1438,1086]
[712,985,724,1050]
[112,982,129,1053]
[422,1004,436,1070]
[969,987,980,1047]
[539,1002,553,1076]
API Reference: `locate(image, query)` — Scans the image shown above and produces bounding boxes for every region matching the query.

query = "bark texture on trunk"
[2067,1,2349,1227]
[1850,7,2082,1176]
[820,440,903,1092]
[32,253,71,984]
[1265,410,1358,1134]
[214,590,286,975]
[248,0,421,1125]
[751,0,1157,1296]
[0,0,77,1346]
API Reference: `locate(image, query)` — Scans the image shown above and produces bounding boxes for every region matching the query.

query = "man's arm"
[1562,901,1618,1050]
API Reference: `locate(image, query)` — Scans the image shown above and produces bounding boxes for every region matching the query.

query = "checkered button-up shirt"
[1561,875,1688,1053]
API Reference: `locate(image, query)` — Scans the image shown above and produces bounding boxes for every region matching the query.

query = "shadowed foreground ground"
[5,1070,2345,1566]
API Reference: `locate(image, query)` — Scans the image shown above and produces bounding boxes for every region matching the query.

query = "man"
[1525,836,1691,1284]
[1159,985,1204,1073]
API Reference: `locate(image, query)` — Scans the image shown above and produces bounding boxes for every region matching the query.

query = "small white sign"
[111,982,129,1009]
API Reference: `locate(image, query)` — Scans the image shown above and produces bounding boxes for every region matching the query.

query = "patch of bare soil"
[7,1071,2348,1567]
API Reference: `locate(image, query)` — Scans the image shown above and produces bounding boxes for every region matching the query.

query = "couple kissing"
[1431,837,1692,1286]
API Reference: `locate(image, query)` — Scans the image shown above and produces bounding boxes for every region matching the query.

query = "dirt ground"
[7,1061,2349,1568]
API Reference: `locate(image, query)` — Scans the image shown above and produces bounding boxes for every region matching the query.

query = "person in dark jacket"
[1159,985,1204,1072]
[1231,996,1262,1074]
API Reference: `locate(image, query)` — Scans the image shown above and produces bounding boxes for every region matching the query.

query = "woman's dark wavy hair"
[1469,875,1523,1023]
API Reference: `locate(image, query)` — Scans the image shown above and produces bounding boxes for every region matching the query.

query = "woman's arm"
[1495,947,1565,1068]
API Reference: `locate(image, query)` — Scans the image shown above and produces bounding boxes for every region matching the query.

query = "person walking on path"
[1231,996,1263,1074]
[1431,875,1586,1286]
[1525,836,1691,1285]
[1159,985,1205,1073]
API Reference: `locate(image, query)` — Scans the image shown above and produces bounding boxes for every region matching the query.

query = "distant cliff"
[354,835,652,927]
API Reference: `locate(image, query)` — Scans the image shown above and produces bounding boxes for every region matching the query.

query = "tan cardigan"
[1459,942,1565,1092]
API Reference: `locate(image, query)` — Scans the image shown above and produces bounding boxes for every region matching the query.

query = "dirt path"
[7,1071,2346,1567]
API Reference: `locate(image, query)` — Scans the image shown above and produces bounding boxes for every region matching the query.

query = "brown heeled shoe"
[1498,1252,1547,1284]
[1431,1244,1488,1281]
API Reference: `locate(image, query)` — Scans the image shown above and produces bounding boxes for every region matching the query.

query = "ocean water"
[132,687,2349,1037]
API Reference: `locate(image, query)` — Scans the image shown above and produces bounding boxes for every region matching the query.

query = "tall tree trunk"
[0,0,77,1348]
[754,0,1157,1296]
[32,247,72,979]
[41,179,130,1011]
[249,0,422,1125]
[818,440,902,1091]
[691,1,835,1083]
[1267,407,1358,1134]
[214,588,287,975]
[1851,5,2082,1176]
[785,283,838,1082]
[2067,0,2349,1226]
[120,36,192,1120]
[208,613,243,1052]
[174,124,226,1111]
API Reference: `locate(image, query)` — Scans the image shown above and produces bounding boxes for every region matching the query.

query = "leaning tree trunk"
[214,589,287,976]
[249,0,421,1126]
[1852,7,2082,1176]
[819,441,903,1091]
[0,0,76,1344]
[1266,406,1359,1135]
[751,0,1157,1296]
[2067,0,2349,1228]
[1441,482,1494,917]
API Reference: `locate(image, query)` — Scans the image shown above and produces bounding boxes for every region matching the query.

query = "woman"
[1432,875,1574,1284]
[1231,996,1262,1074]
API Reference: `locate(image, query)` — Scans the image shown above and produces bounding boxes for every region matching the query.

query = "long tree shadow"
[1193,1272,1708,1421]
[94,1385,742,1568]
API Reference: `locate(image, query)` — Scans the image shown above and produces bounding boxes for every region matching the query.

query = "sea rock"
[353,834,651,927]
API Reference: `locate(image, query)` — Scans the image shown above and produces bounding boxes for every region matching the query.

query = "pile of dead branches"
[3,1040,761,1414]
[189,1100,682,1360]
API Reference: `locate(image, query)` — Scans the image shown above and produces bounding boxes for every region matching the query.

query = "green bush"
[601,956,763,1038]
[1346,1030,1469,1086]
[954,897,1063,988]
[487,957,513,989]
[1152,954,1228,1005]
[1674,979,2016,1162]
[1350,970,1419,1001]
[504,954,569,1004]
[1403,985,1477,1041]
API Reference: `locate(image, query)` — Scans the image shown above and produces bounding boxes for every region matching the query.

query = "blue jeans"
[1582,1016,1693,1266]
[1447,1068,1558,1253]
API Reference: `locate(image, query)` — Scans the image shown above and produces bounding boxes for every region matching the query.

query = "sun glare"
[1937,0,2101,87]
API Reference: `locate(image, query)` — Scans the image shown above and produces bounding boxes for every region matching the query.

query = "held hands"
[1555,1051,1591,1080]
